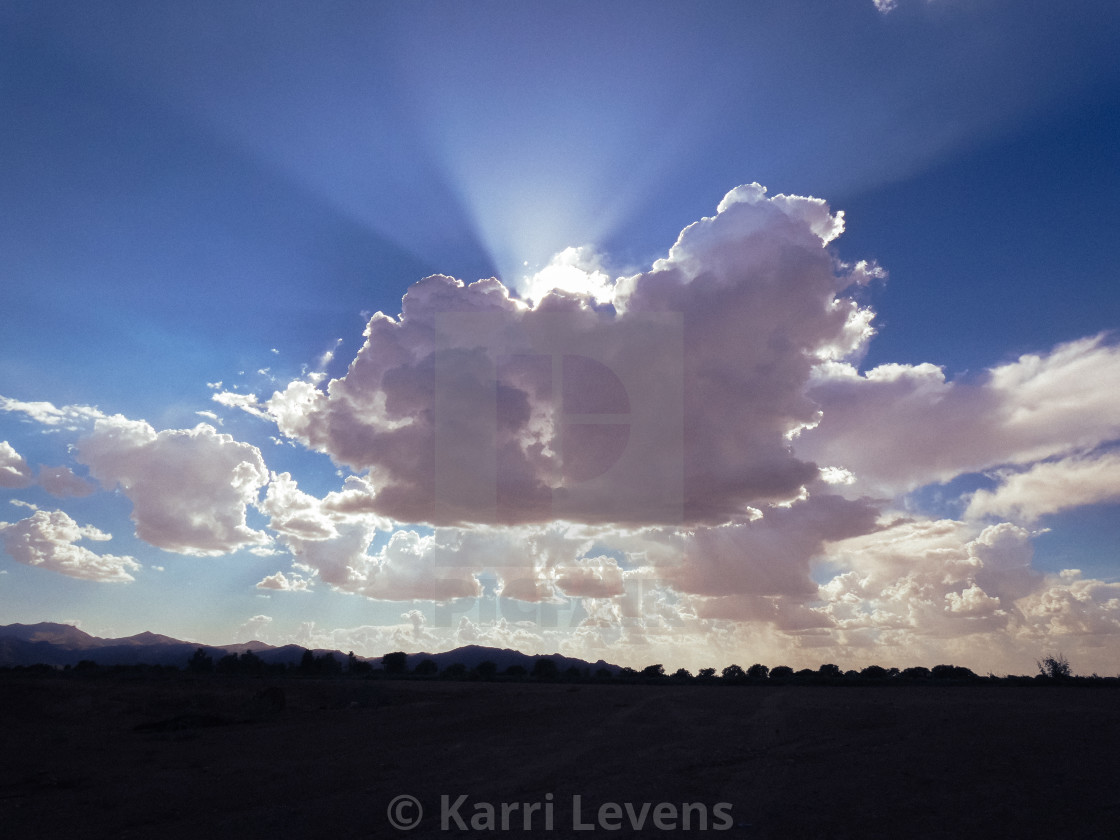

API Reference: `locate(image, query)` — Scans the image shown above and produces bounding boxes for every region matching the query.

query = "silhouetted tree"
[187,648,214,674]
[860,665,888,681]
[216,653,240,674]
[316,652,341,675]
[442,662,467,680]
[746,663,769,680]
[641,664,666,679]
[770,666,794,681]
[532,658,558,680]
[900,666,931,681]
[721,664,746,683]
[594,667,613,680]
[382,651,408,675]
[239,650,264,675]
[415,658,439,676]
[818,663,842,680]
[1037,653,1072,681]
[298,649,317,675]
[504,664,527,678]
[931,664,977,681]
[697,667,717,681]
[347,652,373,675]
[475,660,498,680]
[670,667,693,683]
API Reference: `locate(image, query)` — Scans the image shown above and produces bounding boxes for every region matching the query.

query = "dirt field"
[1,675,1116,839]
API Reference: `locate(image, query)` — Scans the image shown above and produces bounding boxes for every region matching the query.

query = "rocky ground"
[1,675,1117,839]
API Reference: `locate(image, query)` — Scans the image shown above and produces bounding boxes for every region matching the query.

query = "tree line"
[3,649,1112,686]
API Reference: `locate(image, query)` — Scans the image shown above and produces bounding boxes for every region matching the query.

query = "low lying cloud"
[965,451,1120,522]
[797,336,1120,497]
[0,509,141,582]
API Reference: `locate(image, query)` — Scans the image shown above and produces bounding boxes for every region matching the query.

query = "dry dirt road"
[1,676,1116,839]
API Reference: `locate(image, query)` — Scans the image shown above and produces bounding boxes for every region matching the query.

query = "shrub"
[1037,653,1072,681]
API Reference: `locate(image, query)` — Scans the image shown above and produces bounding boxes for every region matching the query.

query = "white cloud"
[76,416,270,556]
[0,509,141,582]
[0,441,33,488]
[256,570,311,591]
[965,451,1120,522]
[517,246,615,304]
[797,335,1120,496]
[0,396,104,429]
[36,465,95,498]
[230,184,877,530]
[236,614,273,642]
[212,390,270,420]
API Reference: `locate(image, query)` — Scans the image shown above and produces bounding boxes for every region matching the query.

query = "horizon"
[3,1,1120,677]
[0,618,1096,679]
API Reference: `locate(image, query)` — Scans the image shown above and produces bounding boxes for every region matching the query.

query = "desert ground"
[1,675,1116,839]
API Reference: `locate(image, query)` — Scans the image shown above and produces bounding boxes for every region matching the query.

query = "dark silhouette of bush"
[1037,653,1072,681]
[316,652,341,675]
[640,664,665,679]
[670,667,693,683]
[931,664,978,681]
[238,650,264,676]
[721,664,746,683]
[504,664,527,678]
[187,648,213,674]
[442,662,468,680]
[818,663,842,680]
[900,666,931,681]
[381,651,408,675]
[532,658,559,680]
[415,658,438,676]
[347,652,373,675]
[298,649,316,675]
[860,665,889,681]
[216,653,240,674]
[770,666,794,681]
[475,660,498,680]
[697,668,717,682]
[746,663,769,680]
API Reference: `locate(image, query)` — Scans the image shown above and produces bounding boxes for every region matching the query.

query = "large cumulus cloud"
[238,184,878,529]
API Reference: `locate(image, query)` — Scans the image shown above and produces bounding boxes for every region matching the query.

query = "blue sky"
[2,0,1119,674]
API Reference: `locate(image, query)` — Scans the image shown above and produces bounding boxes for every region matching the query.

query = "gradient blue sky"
[2,0,1119,673]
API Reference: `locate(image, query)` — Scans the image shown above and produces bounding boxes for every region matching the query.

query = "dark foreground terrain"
[1,675,1116,839]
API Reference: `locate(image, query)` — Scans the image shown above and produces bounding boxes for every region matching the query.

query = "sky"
[2,0,1120,675]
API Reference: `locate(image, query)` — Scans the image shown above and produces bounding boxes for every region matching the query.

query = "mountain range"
[0,622,620,675]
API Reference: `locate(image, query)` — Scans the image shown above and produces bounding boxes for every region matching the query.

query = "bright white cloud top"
[2,0,1119,675]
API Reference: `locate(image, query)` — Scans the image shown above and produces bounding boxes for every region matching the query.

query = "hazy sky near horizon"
[3,0,1120,674]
